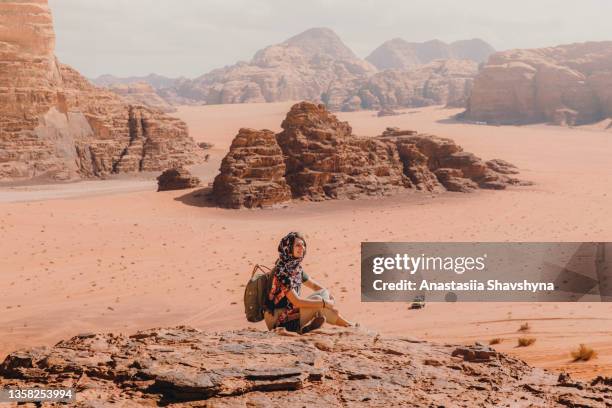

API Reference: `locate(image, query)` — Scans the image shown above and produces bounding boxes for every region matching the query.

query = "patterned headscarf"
[268,232,307,326]
[274,231,307,291]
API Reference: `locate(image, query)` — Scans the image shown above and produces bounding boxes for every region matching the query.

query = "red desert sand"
[1,103,611,380]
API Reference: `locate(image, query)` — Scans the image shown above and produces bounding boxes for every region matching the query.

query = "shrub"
[571,344,597,362]
[517,337,536,347]
[518,322,530,332]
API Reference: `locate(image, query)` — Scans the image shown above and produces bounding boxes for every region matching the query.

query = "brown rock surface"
[1,326,609,407]
[0,0,202,182]
[277,102,410,200]
[212,102,529,208]
[465,41,612,125]
[212,128,292,208]
[157,168,201,191]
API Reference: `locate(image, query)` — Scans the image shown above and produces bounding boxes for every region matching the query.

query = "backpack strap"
[251,264,272,278]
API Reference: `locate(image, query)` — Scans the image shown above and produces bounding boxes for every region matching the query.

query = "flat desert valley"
[1,103,611,380]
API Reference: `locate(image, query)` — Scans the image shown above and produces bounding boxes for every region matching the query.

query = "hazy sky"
[49,0,612,79]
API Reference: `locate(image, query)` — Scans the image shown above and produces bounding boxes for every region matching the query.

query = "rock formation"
[332,59,478,111]
[91,73,180,90]
[212,102,528,208]
[105,82,177,113]
[277,102,409,200]
[464,41,612,125]
[212,128,292,208]
[0,0,202,182]
[366,38,495,70]
[1,326,609,406]
[157,168,201,191]
[161,28,377,110]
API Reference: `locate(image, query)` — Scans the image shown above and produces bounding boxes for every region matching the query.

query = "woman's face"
[292,238,305,258]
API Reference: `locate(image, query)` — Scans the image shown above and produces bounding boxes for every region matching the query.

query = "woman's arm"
[286,289,331,309]
[303,278,325,292]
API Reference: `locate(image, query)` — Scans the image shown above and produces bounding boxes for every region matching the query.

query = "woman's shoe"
[300,315,326,334]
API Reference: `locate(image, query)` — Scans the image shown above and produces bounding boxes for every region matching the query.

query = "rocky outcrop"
[105,82,177,113]
[366,38,495,70]
[1,326,609,406]
[464,41,612,125]
[212,128,292,208]
[331,59,478,111]
[0,0,202,182]
[212,102,528,208]
[277,102,409,200]
[157,168,201,191]
[161,28,377,110]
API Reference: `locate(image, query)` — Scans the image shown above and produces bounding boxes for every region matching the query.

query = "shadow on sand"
[174,186,218,208]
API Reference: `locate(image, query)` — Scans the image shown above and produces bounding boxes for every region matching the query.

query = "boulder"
[157,168,201,191]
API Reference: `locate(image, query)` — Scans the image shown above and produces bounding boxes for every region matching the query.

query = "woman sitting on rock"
[264,231,355,334]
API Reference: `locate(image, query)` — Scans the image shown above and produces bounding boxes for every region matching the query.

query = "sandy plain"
[1,103,611,379]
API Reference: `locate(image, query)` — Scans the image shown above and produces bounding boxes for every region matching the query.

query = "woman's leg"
[300,289,354,328]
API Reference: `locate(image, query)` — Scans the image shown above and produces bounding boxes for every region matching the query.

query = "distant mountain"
[332,59,479,112]
[91,73,181,90]
[160,27,377,109]
[366,38,495,70]
[91,29,485,112]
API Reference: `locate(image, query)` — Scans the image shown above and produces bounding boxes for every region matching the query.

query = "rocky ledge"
[0,327,610,407]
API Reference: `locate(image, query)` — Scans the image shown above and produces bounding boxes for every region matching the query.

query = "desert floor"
[1,103,611,379]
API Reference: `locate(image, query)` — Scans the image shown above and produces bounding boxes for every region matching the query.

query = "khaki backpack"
[244,264,274,322]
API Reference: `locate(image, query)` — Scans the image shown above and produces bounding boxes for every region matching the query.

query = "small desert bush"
[571,344,597,362]
[518,322,530,332]
[489,338,502,345]
[517,337,536,347]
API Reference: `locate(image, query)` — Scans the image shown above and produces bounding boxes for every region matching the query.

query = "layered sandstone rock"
[212,102,528,208]
[366,38,495,70]
[1,326,609,406]
[162,28,377,110]
[105,82,176,113]
[331,59,479,111]
[464,41,612,125]
[277,102,409,200]
[212,128,292,208]
[0,0,202,182]
[157,167,201,191]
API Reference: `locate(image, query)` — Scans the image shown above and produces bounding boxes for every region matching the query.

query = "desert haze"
[1,103,611,380]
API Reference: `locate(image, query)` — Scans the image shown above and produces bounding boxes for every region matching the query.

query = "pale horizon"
[48,0,612,78]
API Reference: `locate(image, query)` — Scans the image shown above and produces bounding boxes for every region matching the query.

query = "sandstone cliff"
[1,326,609,406]
[0,0,202,182]
[212,102,529,208]
[366,38,495,70]
[464,41,612,125]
